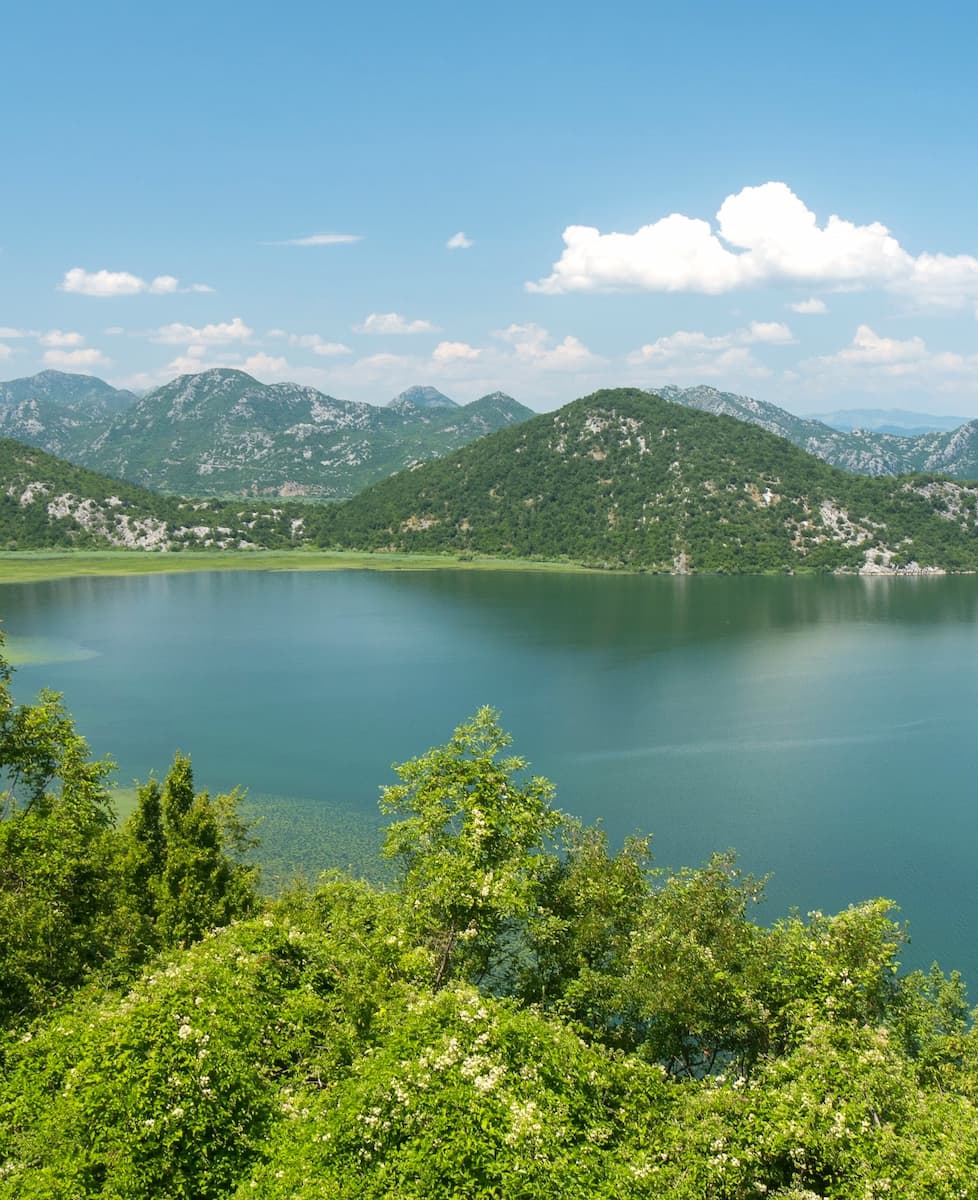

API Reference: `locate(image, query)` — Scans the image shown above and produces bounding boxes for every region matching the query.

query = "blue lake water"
[1,568,977,978]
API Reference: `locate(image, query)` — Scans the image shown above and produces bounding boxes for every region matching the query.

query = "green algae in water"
[3,635,99,667]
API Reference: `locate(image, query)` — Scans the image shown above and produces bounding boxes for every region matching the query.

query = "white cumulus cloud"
[528,182,978,307]
[446,232,474,250]
[152,317,253,345]
[432,341,481,363]
[39,329,85,347]
[243,352,289,376]
[354,312,441,335]
[495,323,604,372]
[42,347,110,369]
[628,321,794,380]
[788,297,829,314]
[0,327,31,338]
[801,325,978,393]
[60,267,213,297]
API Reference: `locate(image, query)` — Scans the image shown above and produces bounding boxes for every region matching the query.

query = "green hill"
[313,388,978,573]
[0,438,305,551]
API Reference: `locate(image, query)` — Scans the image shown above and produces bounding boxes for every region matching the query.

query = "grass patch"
[0,548,599,585]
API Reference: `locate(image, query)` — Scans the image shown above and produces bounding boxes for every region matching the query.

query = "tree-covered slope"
[314,388,978,572]
[76,369,534,497]
[0,437,306,550]
[658,384,978,480]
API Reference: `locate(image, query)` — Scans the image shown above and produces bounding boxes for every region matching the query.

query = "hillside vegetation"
[313,389,978,573]
[2,650,978,1199]
[0,438,306,551]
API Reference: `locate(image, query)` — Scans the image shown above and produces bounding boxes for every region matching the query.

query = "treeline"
[2,654,978,1197]
[307,390,978,573]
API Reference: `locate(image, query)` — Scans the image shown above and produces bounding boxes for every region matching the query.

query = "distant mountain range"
[805,408,969,436]
[655,385,978,480]
[0,370,533,498]
[4,370,978,503]
[314,388,978,574]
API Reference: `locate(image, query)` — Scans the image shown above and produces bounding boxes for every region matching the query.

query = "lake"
[1,567,977,978]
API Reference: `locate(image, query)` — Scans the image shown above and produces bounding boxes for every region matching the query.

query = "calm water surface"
[1,569,976,976]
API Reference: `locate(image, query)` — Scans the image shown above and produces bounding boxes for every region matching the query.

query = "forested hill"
[0,438,306,550]
[312,388,978,573]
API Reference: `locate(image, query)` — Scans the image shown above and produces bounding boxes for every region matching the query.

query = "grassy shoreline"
[0,548,598,584]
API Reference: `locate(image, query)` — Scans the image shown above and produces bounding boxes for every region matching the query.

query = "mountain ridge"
[0,369,533,499]
[655,384,978,480]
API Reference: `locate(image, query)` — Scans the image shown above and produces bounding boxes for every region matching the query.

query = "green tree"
[121,753,259,949]
[381,706,563,989]
[0,637,127,1025]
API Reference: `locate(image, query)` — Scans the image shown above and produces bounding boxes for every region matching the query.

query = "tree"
[381,707,562,989]
[121,753,259,949]
[0,636,125,1024]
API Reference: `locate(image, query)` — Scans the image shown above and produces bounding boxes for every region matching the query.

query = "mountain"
[0,437,306,551]
[313,388,978,574]
[655,385,978,480]
[387,385,458,410]
[0,370,534,499]
[0,370,137,461]
[810,407,969,436]
[82,370,532,497]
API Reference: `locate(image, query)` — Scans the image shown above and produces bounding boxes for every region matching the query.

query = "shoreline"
[0,549,966,586]
[0,549,598,585]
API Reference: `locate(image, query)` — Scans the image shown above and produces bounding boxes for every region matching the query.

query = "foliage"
[0,643,259,1029]
[120,755,259,951]
[381,706,562,989]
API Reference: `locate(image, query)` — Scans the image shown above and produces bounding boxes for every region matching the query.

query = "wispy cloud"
[267,330,352,356]
[271,232,362,246]
[446,232,474,250]
[354,312,441,335]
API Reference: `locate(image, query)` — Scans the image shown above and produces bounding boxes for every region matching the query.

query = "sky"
[2,0,978,416]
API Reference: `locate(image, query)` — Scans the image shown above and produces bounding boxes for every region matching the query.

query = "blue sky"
[2,0,977,414]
